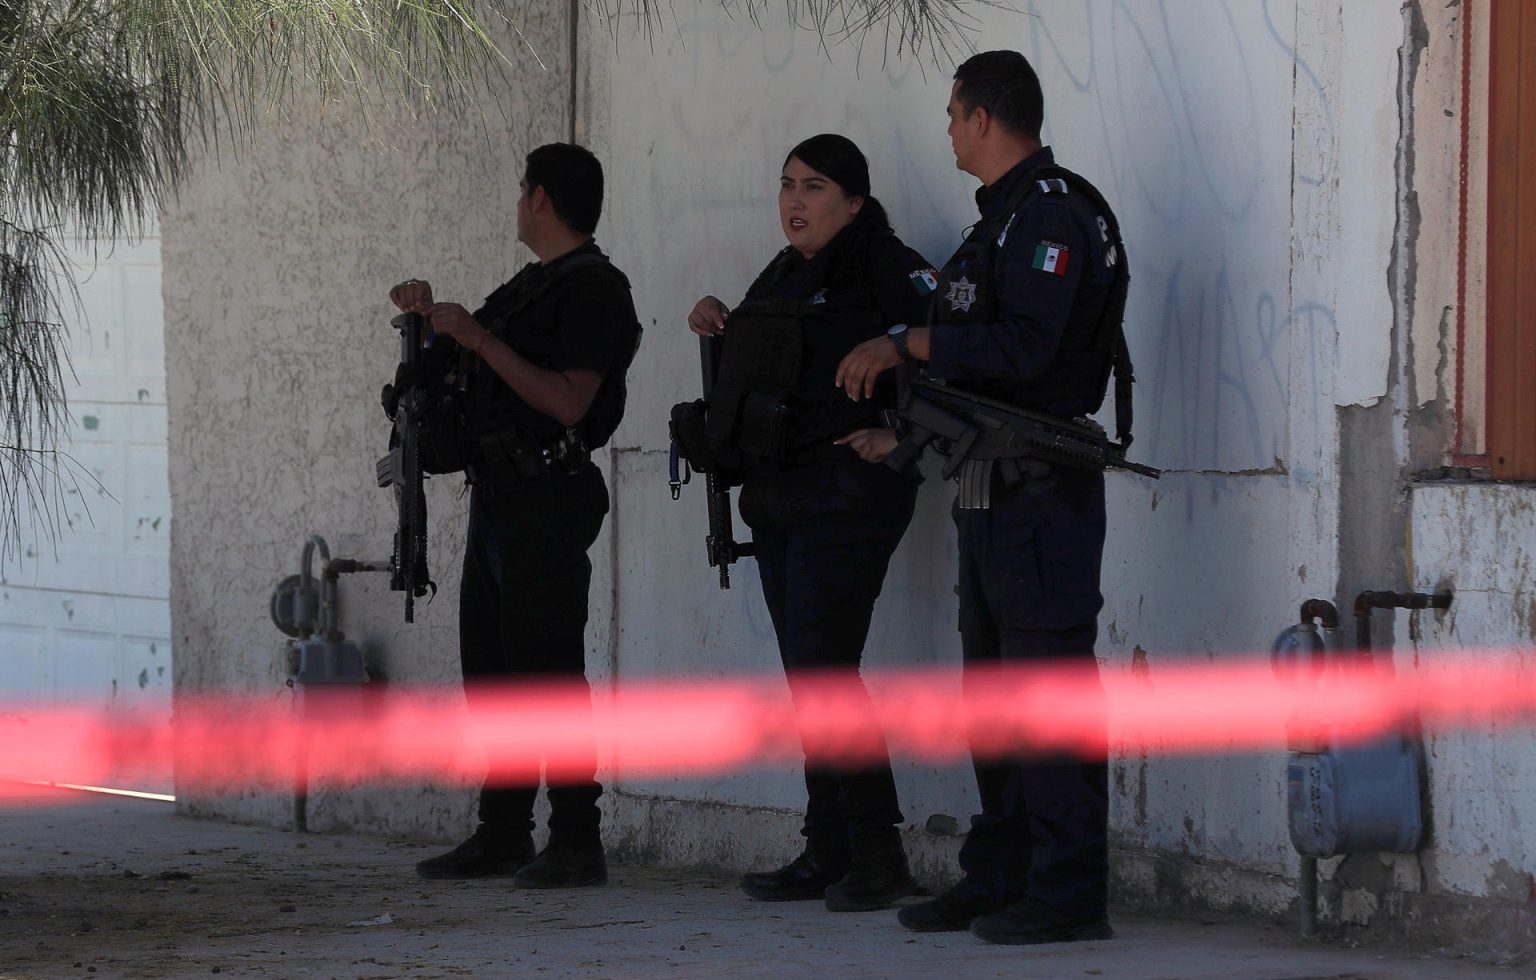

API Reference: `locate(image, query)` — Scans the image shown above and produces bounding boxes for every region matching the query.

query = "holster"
[470,425,589,493]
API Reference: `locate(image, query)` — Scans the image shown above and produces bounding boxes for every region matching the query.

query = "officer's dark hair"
[953,50,1045,141]
[783,133,892,234]
[524,143,603,235]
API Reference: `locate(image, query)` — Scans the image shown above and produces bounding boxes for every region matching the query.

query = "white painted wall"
[0,231,173,791]
[593,0,1366,901]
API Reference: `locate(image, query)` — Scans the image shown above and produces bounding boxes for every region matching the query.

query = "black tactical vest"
[472,252,642,451]
[729,242,891,448]
[714,295,883,456]
[931,165,1136,444]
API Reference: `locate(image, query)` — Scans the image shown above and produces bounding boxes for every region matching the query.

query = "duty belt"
[469,426,590,495]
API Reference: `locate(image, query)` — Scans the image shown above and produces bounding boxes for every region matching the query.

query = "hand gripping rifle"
[375,312,436,622]
[884,377,1161,485]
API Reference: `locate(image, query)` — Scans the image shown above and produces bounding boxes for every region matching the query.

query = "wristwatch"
[887,323,917,365]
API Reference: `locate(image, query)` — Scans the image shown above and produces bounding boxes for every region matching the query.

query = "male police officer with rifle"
[382,143,641,889]
[837,51,1149,945]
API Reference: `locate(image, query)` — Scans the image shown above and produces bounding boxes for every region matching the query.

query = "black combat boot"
[512,839,608,889]
[415,826,536,879]
[822,842,923,912]
[740,849,844,902]
[969,896,1113,945]
[897,881,1008,932]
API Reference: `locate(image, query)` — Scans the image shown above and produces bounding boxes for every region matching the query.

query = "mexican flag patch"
[1032,241,1070,276]
[909,268,939,295]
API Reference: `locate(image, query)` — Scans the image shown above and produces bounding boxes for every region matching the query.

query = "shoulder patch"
[1031,240,1071,277]
[908,268,939,296]
[1037,178,1070,195]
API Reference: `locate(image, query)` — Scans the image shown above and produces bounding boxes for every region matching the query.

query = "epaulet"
[1036,177,1070,195]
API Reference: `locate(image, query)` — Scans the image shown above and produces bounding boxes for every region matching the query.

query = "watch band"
[888,324,916,365]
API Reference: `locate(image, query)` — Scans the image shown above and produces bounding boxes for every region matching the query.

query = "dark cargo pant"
[739,456,918,870]
[952,467,1109,919]
[459,462,608,847]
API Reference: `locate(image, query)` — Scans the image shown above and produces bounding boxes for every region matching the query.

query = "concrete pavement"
[0,787,1521,979]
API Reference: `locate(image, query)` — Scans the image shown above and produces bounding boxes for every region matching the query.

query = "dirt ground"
[0,788,1524,979]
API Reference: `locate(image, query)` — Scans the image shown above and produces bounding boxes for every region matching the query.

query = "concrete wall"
[160,0,1533,956]
[592,0,1361,904]
[163,6,575,834]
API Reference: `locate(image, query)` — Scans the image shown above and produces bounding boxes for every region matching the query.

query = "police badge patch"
[946,277,978,313]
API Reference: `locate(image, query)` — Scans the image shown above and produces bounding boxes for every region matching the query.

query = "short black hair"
[524,143,603,235]
[953,50,1045,141]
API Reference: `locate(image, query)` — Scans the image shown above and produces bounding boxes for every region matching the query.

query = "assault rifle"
[375,312,435,622]
[884,377,1161,488]
[697,334,754,589]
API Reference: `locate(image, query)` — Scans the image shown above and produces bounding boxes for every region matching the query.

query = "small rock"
[156,871,191,881]
[122,869,140,879]
[211,968,221,974]
[924,813,963,836]
[279,904,296,913]
[186,885,200,894]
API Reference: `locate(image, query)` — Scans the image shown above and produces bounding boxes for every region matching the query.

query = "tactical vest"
[930,165,1137,446]
[700,296,882,472]
[472,251,643,451]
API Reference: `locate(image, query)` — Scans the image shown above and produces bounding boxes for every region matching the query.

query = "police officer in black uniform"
[838,52,1127,944]
[686,135,938,912]
[397,143,641,888]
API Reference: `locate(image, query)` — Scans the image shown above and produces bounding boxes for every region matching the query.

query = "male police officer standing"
[393,143,641,888]
[837,51,1127,944]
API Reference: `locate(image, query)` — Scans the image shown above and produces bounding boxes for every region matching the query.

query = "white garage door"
[0,230,172,794]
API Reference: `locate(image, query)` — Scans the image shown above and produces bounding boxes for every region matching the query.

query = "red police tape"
[1,655,1533,802]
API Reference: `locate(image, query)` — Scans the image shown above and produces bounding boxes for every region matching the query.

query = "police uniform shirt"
[927,147,1115,418]
[468,241,637,443]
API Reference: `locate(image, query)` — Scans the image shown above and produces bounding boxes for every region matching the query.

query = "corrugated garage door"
[0,231,171,794]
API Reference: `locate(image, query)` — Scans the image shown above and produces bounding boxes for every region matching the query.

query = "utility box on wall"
[1287,737,1425,858]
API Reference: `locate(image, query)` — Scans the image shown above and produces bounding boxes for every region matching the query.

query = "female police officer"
[686,134,937,913]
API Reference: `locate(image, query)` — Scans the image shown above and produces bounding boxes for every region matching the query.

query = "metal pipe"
[1299,599,1340,630]
[1293,598,1336,939]
[1299,855,1318,938]
[1353,591,1454,657]
[299,535,331,591]
[290,538,388,832]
